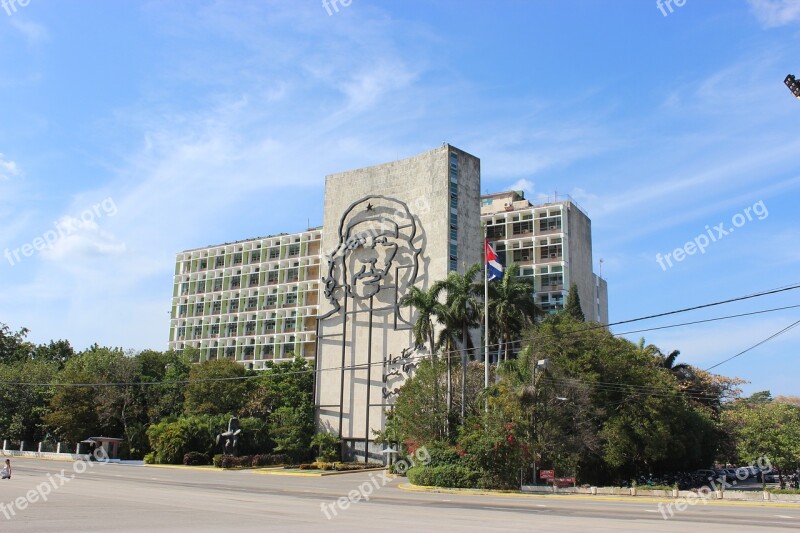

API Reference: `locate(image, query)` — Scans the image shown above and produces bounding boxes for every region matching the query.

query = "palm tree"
[400,285,445,357]
[435,264,483,419]
[486,263,540,362]
[400,284,447,428]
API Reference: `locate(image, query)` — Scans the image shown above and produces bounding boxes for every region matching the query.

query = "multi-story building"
[168,228,322,368]
[482,190,608,323]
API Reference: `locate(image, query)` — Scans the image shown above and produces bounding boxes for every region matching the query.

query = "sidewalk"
[399,483,800,507]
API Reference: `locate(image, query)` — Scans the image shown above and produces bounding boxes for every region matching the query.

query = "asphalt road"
[0,458,798,532]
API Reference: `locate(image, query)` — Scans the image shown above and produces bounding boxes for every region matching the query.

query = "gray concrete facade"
[315,145,481,461]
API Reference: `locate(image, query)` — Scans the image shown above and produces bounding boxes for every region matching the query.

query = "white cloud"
[9,19,50,46]
[0,153,21,181]
[748,0,800,27]
[40,216,127,261]
[507,178,535,198]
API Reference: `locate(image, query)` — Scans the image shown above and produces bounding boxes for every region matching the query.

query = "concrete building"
[315,144,482,461]
[168,228,323,367]
[167,146,608,462]
[482,190,608,324]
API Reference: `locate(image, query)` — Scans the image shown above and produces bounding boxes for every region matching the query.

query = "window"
[269,247,280,259]
[212,302,221,313]
[481,198,494,207]
[487,224,505,239]
[227,323,237,336]
[288,244,300,257]
[286,268,299,282]
[178,305,187,317]
[266,295,277,307]
[181,283,189,295]
[195,281,205,294]
[245,321,256,335]
[539,244,563,259]
[177,326,186,338]
[211,324,220,336]
[199,259,207,270]
[267,271,279,284]
[539,215,562,232]
[286,291,298,305]
[195,303,204,314]
[193,325,202,336]
[251,251,260,262]
[512,220,533,235]
[284,318,297,330]
[231,276,241,289]
[262,345,274,356]
[215,256,225,268]
[450,194,458,210]
[264,320,276,332]
[233,253,243,265]
[213,279,223,292]
[249,274,259,286]
[247,297,257,310]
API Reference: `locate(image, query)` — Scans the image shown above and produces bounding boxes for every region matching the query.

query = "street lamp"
[785,74,800,99]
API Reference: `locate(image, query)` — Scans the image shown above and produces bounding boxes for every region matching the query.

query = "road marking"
[644,510,658,513]
[775,515,795,519]
[442,499,451,502]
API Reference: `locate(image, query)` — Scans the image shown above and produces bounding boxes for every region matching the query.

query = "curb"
[144,464,220,472]
[253,467,389,477]
[397,484,800,508]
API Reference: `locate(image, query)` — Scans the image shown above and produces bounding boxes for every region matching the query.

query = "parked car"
[695,469,717,483]
[715,469,736,483]
[763,470,782,483]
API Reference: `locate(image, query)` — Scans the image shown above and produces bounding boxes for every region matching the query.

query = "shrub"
[183,452,210,466]
[298,463,315,470]
[408,465,481,489]
[251,454,290,467]
[310,432,341,462]
[335,463,384,471]
[143,453,156,465]
[768,488,800,494]
[212,454,224,468]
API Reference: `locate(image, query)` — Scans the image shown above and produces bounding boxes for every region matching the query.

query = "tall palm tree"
[435,264,483,419]
[400,284,447,428]
[400,285,445,357]
[486,263,540,362]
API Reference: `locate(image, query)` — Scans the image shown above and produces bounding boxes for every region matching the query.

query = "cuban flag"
[485,240,504,281]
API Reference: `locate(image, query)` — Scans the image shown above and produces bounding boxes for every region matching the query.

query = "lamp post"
[785,74,800,100]
[531,358,548,485]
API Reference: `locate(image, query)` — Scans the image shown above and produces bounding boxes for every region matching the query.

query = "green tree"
[183,358,251,416]
[561,283,585,322]
[486,263,539,362]
[436,264,482,417]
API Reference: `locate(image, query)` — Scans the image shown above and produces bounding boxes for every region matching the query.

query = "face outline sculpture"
[321,195,421,318]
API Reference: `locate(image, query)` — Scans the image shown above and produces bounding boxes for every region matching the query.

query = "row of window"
[486,216,563,238]
[179,267,309,295]
[449,153,459,272]
[180,243,313,273]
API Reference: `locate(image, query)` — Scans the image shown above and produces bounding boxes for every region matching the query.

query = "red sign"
[554,477,576,487]
[539,469,554,480]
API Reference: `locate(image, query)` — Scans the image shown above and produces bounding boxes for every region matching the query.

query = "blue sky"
[0,0,798,396]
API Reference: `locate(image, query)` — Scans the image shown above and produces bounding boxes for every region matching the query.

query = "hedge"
[218,454,291,469]
[407,465,481,489]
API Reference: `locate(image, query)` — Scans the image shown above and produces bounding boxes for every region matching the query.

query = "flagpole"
[484,227,489,392]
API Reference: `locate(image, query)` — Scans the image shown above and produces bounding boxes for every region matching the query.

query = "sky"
[0,0,798,396]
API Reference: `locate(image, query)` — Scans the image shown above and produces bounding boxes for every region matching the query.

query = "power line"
[704,318,800,371]
[2,285,798,388]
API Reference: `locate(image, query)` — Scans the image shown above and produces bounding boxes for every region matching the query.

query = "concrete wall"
[315,145,481,461]
[565,205,598,322]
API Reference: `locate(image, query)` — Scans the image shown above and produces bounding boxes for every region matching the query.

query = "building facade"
[168,146,608,461]
[482,191,608,324]
[168,228,322,367]
[315,145,482,461]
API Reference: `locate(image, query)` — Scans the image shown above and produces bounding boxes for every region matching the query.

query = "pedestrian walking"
[1,459,10,479]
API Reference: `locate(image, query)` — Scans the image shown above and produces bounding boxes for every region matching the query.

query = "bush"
[335,463,384,471]
[251,454,290,467]
[146,415,273,464]
[408,465,481,489]
[212,454,223,468]
[310,432,341,462]
[183,452,210,466]
[768,488,800,494]
[143,452,156,465]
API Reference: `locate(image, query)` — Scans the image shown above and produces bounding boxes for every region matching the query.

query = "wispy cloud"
[748,0,800,28]
[9,19,50,46]
[0,153,21,181]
